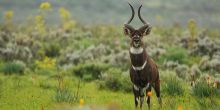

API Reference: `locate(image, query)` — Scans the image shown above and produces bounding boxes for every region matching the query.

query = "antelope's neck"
[129,46,147,67]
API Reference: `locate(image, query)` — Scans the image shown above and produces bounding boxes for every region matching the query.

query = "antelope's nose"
[133,38,140,42]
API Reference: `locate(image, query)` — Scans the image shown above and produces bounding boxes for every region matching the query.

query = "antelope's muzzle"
[133,36,141,47]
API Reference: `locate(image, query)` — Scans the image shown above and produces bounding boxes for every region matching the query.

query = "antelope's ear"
[138,24,151,36]
[124,24,134,36]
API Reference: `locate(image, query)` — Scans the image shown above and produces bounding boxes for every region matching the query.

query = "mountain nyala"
[123,3,162,109]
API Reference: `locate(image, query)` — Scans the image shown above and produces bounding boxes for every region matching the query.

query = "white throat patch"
[130,47,144,54]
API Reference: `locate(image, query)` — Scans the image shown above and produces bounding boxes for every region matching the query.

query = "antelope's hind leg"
[153,79,162,107]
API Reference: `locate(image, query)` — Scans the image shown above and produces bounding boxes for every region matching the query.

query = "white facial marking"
[130,47,143,54]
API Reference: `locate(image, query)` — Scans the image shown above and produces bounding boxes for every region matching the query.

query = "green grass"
[0,73,219,110]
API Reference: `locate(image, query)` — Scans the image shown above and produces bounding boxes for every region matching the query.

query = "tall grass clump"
[162,74,186,96]
[54,88,74,103]
[1,61,26,75]
[192,80,219,97]
[54,74,74,103]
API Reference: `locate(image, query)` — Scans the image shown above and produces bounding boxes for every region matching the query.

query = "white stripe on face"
[130,47,143,54]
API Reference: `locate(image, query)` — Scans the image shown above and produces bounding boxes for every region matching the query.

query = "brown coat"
[129,49,159,88]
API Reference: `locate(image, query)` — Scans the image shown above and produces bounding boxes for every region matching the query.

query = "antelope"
[123,3,162,109]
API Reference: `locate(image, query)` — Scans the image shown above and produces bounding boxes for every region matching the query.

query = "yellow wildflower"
[40,2,51,10]
[34,15,46,33]
[4,10,14,20]
[177,105,183,110]
[35,57,56,70]
[35,15,43,23]
[59,7,71,20]
[79,98,85,106]
[187,19,197,38]
[63,20,76,30]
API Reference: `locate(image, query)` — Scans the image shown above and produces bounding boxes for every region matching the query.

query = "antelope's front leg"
[140,88,145,109]
[146,86,152,110]
[133,85,139,108]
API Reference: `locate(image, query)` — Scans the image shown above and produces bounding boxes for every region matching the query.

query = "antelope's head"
[124,4,151,48]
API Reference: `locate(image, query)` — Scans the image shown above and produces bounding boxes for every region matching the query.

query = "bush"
[162,75,185,96]
[45,43,60,57]
[99,68,132,92]
[159,47,188,64]
[120,75,132,92]
[54,88,74,103]
[99,68,122,91]
[1,61,26,75]
[192,80,219,97]
[175,64,189,80]
[35,57,56,70]
[72,62,109,81]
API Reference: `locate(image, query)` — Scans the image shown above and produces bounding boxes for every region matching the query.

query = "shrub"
[120,75,132,92]
[1,60,26,75]
[159,47,188,64]
[99,68,122,91]
[162,75,185,96]
[72,62,109,81]
[99,68,132,92]
[175,64,189,80]
[34,57,57,76]
[45,43,60,57]
[192,80,219,97]
[53,75,77,103]
[35,57,56,70]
